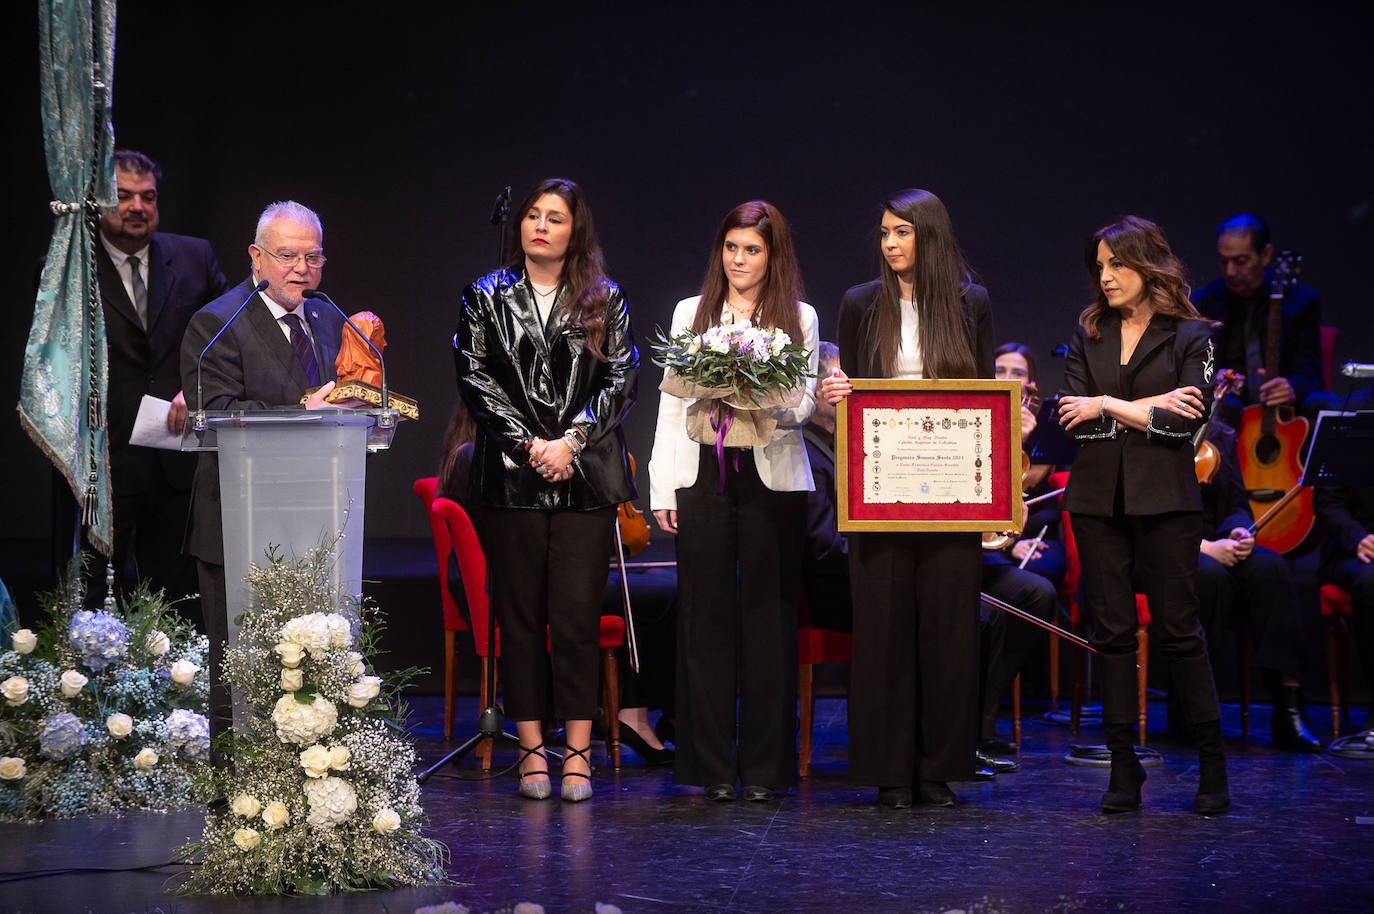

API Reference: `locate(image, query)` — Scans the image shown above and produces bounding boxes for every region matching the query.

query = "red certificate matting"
[836,379,1024,533]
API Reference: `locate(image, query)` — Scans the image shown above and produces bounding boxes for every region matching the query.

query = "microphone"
[194,280,269,431]
[490,185,512,226]
[300,289,393,428]
[1341,362,1374,379]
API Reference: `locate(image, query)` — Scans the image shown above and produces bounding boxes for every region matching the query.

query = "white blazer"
[648,296,819,511]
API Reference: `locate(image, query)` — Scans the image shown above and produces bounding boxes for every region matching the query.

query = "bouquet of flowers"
[651,320,812,448]
[175,541,446,896]
[0,565,213,821]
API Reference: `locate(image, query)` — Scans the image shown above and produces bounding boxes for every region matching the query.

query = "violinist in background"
[1193,378,1321,751]
[978,343,1063,757]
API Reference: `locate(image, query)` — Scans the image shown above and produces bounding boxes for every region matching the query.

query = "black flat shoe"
[742,785,775,802]
[705,783,735,802]
[877,786,913,808]
[980,737,1018,756]
[976,749,1019,773]
[918,780,956,806]
[618,724,675,765]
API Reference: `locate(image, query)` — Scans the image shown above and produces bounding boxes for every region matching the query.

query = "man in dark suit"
[1190,213,1324,424]
[180,200,356,751]
[87,149,229,609]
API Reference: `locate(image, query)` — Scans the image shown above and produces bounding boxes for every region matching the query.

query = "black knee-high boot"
[1100,654,1145,813]
[1173,654,1229,814]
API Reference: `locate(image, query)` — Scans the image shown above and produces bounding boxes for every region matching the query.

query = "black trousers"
[1197,545,1305,679]
[1071,508,1220,725]
[195,558,231,766]
[980,557,1058,739]
[474,505,615,722]
[847,530,981,786]
[674,446,804,789]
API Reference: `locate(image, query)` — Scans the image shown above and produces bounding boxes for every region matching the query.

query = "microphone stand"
[420,185,531,782]
[194,280,268,431]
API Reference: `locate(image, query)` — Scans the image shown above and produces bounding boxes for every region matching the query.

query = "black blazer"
[1060,311,1214,516]
[179,279,346,563]
[454,264,638,510]
[835,279,995,381]
[97,233,228,494]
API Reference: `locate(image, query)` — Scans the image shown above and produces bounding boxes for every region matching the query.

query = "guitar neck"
[1262,289,1283,433]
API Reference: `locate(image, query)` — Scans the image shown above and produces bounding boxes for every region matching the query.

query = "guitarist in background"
[1190,213,1325,428]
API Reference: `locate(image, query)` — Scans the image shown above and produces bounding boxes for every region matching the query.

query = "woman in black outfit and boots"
[1058,215,1229,814]
[819,189,993,808]
[454,177,639,802]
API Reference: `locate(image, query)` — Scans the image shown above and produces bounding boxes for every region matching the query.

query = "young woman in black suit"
[819,189,993,808]
[1058,215,1229,814]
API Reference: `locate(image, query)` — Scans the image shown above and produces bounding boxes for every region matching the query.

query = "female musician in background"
[1057,215,1228,814]
[819,188,993,808]
[648,200,819,802]
[454,177,639,802]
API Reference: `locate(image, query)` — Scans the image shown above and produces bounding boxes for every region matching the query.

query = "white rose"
[144,629,171,656]
[133,747,159,770]
[11,629,37,654]
[280,667,304,692]
[327,745,350,771]
[346,675,382,709]
[274,641,305,668]
[261,800,290,830]
[59,669,89,697]
[299,744,332,778]
[345,651,365,678]
[231,793,263,818]
[280,615,332,655]
[106,712,133,739]
[2,675,30,706]
[232,827,261,851]
[169,659,200,686]
[371,807,401,834]
[0,757,26,780]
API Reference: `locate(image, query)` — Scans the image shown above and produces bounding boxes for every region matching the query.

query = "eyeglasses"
[258,247,327,269]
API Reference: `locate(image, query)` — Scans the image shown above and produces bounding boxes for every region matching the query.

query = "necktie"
[281,312,320,386]
[128,255,148,328]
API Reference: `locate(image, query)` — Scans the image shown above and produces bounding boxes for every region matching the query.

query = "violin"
[616,452,651,557]
[983,382,1042,551]
[1193,369,1241,485]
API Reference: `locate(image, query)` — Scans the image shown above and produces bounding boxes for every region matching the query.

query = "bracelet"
[1098,396,1109,420]
[562,432,583,456]
[565,425,588,449]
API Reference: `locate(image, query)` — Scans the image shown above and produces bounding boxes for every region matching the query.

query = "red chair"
[797,588,852,778]
[413,477,473,745]
[431,494,627,768]
[1050,471,1152,743]
[1320,584,1353,736]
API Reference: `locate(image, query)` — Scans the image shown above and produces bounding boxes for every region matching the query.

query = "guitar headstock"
[1270,249,1303,296]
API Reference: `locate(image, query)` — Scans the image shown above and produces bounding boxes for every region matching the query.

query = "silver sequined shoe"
[518,743,551,800]
[560,745,593,802]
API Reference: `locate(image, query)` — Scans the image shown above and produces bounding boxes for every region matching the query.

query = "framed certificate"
[836,378,1025,533]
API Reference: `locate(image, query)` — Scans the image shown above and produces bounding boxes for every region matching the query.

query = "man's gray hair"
[255,200,323,246]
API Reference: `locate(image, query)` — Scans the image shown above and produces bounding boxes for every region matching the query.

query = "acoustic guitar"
[1235,252,1314,554]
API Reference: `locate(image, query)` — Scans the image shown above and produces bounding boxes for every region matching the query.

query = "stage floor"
[2,695,1371,913]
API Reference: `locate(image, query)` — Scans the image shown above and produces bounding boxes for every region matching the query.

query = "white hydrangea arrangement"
[0,566,212,821]
[176,542,445,896]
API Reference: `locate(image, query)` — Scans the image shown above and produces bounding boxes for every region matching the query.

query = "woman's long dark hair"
[691,200,804,342]
[866,189,976,380]
[505,177,613,360]
[1079,215,1201,339]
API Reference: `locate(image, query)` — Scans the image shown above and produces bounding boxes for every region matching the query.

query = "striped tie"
[281,312,320,386]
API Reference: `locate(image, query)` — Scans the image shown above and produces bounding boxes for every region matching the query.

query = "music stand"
[1026,395,1078,466]
[1303,410,1374,488]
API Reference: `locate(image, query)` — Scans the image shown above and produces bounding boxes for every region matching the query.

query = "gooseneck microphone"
[194,280,269,431]
[300,289,392,428]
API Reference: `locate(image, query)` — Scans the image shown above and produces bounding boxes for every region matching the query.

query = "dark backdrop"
[5,2,1372,548]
